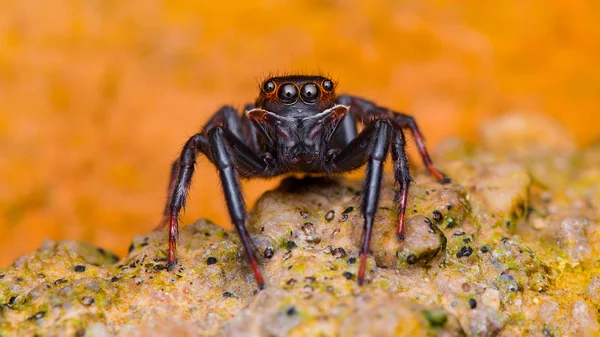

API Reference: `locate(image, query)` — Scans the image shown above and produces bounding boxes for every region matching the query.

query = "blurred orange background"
[1,1,599,267]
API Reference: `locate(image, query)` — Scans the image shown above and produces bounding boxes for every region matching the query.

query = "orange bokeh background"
[1,1,599,267]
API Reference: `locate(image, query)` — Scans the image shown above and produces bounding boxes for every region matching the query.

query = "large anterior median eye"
[300,83,320,103]
[278,83,299,104]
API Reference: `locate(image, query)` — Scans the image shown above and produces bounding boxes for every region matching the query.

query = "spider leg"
[165,133,208,271]
[158,105,247,230]
[391,128,412,240]
[162,105,274,289]
[338,95,450,183]
[393,113,450,184]
[207,127,268,289]
[333,112,358,147]
[155,159,181,230]
[329,119,392,285]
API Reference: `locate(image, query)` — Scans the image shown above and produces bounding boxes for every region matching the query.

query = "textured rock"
[2,114,600,336]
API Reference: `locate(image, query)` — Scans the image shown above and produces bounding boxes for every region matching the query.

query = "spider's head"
[254,75,338,118]
[247,75,348,165]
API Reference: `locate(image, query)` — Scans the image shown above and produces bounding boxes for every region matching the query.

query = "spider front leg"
[329,119,392,285]
[164,133,208,270]
[338,95,450,240]
[162,107,272,289]
[338,95,450,183]
[207,127,267,289]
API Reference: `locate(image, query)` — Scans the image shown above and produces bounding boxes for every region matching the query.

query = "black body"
[160,75,449,289]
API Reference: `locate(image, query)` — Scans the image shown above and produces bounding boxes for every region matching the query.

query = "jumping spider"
[159,75,449,289]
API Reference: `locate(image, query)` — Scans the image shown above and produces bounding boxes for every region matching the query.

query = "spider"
[159,75,449,289]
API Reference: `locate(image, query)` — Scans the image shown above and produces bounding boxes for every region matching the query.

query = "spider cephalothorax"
[248,76,347,171]
[159,74,449,289]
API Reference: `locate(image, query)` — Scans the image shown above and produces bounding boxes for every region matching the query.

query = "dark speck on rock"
[283,251,292,260]
[264,246,274,259]
[342,206,354,214]
[432,210,443,222]
[407,254,417,265]
[286,306,297,316]
[469,298,477,309]
[110,276,119,282]
[140,242,149,247]
[74,265,86,273]
[81,296,95,306]
[453,231,466,236]
[206,257,217,265]
[27,311,46,321]
[480,246,489,253]
[54,278,68,286]
[300,210,311,219]
[286,241,298,250]
[342,272,354,280]
[456,246,473,258]
[325,210,335,221]
[128,243,134,253]
[331,247,347,259]
[76,329,86,337]
[223,292,235,298]
[347,257,356,264]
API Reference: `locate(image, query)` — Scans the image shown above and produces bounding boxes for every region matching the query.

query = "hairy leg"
[391,128,412,240]
[160,105,274,289]
[329,119,392,285]
[207,127,267,288]
[337,95,449,183]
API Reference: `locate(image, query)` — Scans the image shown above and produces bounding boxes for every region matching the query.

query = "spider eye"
[300,83,320,103]
[278,83,299,104]
[263,81,276,93]
[322,80,334,92]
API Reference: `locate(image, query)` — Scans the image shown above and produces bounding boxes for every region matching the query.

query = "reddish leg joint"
[413,132,450,184]
[358,251,368,286]
[396,185,409,240]
[237,227,265,290]
[249,258,265,290]
[167,215,178,270]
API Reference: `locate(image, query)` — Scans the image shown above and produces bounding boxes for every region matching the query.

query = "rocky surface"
[1,114,599,336]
